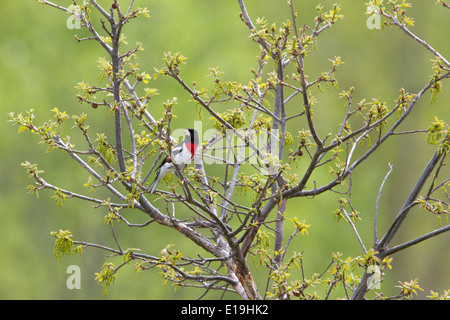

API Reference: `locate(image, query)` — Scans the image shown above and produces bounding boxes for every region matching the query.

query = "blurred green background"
[1,0,449,299]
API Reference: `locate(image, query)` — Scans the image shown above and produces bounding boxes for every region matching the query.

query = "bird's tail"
[148,176,160,194]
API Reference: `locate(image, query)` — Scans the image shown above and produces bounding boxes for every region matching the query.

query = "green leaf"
[50,229,83,262]
[95,262,117,295]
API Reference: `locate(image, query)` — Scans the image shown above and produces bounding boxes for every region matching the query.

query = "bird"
[148,129,199,194]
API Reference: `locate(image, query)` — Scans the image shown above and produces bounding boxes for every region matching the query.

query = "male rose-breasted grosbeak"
[148,129,199,194]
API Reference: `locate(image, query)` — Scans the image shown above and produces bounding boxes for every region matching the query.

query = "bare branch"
[38,0,71,13]
[374,164,394,244]
[378,149,444,251]
[382,224,450,256]
[383,12,450,68]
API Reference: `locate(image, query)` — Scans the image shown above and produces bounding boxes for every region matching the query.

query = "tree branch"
[377,149,444,251]
[383,224,450,256]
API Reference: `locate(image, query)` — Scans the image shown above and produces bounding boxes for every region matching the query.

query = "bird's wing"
[171,139,184,156]
[154,157,167,175]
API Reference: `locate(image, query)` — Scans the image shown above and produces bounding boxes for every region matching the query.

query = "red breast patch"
[185,143,198,159]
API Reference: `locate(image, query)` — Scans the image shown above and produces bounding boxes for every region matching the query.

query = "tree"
[9,0,450,300]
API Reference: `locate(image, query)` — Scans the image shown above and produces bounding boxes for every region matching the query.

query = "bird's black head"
[185,129,199,144]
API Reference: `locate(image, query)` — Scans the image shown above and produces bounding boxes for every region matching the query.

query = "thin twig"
[383,12,450,68]
[341,205,367,254]
[374,164,394,245]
